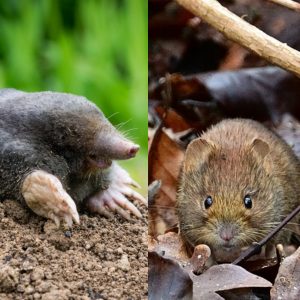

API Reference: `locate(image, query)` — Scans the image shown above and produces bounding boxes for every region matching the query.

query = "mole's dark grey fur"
[0,89,142,223]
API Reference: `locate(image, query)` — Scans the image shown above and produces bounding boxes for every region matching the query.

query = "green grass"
[0,0,148,192]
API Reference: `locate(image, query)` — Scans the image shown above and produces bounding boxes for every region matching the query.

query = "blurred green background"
[0,0,147,192]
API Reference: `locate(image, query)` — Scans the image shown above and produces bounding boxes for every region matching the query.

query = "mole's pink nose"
[128,144,140,158]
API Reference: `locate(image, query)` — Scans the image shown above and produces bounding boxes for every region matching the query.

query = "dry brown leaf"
[271,246,300,300]
[153,232,190,264]
[150,232,211,273]
[148,128,184,203]
[149,251,193,300]
[275,113,300,159]
[149,232,209,299]
[240,257,279,285]
[156,107,192,132]
[149,233,193,300]
[149,128,184,235]
[192,264,272,300]
[149,231,272,299]
[149,73,212,104]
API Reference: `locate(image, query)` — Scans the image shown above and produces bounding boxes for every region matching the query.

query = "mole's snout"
[116,140,140,160]
[127,144,140,158]
[95,130,140,161]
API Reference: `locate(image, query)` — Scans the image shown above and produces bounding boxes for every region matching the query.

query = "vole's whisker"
[280,227,300,234]
[150,204,175,209]
[165,224,179,231]
[285,222,300,226]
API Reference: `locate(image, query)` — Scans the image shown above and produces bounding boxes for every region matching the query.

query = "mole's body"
[177,119,300,262]
[0,89,145,226]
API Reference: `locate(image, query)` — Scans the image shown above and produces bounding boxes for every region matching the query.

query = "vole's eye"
[244,195,252,209]
[204,196,213,209]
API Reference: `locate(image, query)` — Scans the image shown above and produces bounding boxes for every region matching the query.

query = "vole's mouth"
[222,244,234,251]
[87,155,112,169]
[219,240,236,251]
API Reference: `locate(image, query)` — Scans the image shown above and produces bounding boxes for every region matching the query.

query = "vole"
[177,119,300,262]
[0,89,146,227]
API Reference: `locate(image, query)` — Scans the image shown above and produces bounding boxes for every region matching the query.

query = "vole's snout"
[220,228,234,242]
[218,223,238,246]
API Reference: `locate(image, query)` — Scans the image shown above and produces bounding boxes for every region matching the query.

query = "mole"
[177,118,300,262]
[0,89,146,227]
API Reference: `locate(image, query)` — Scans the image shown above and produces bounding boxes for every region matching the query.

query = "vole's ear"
[183,138,213,173]
[251,138,269,159]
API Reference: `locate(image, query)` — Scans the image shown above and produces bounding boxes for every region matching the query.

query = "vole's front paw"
[86,163,146,220]
[22,170,80,227]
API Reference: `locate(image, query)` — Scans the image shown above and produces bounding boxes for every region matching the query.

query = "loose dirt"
[0,199,147,300]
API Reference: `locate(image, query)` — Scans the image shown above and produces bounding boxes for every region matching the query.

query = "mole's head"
[86,115,140,169]
[177,136,280,261]
[49,99,139,170]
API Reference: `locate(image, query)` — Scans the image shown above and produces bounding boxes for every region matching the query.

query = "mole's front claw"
[117,184,147,206]
[109,189,142,218]
[86,186,141,220]
[86,163,146,220]
[85,195,114,219]
[110,163,143,189]
[130,180,141,189]
[110,162,147,205]
[22,170,80,227]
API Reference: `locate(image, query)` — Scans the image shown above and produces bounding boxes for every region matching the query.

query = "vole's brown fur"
[177,119,300,262]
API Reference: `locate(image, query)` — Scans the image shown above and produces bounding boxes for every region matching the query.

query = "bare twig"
[267,0,300,12]
[181,99,218,109]
[233,205,300,265]
[176,0,300,78]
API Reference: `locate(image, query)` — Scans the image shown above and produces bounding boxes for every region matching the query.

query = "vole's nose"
[220,231,233,242]
[128,144,140,158]
[219,225,235,242]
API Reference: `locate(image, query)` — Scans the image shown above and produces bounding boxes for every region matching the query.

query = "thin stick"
[232,205,300,265]
[181,99,218,109]
[176,0,300,78]
[268,0,300,12]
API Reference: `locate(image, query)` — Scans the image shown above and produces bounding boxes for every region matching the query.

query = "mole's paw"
[21,170,80,227]
[86,163,146,220]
